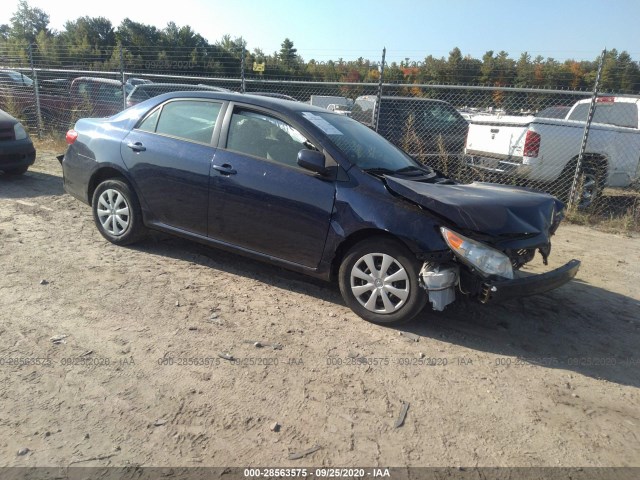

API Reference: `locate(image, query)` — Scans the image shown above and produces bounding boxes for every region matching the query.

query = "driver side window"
[226,109,313,168]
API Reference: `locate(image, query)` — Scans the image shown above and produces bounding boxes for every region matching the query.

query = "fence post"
[240,46,246,93]
[120,44,127,110]
[374,47,386,133]
[28,43,43,138]
[568,48,606,210]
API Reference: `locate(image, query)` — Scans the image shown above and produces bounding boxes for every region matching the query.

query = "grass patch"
[566,200,640,235]
[33,134,68,155]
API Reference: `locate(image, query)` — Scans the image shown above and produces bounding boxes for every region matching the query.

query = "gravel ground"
[1,150,639,468]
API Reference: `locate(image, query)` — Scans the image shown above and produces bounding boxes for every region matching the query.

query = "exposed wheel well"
[88,168,128,206]
[567,153,609,176]
[330,229,416,281]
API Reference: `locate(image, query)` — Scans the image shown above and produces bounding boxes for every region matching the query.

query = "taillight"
[523,130,540,158]
[66,129,78,145]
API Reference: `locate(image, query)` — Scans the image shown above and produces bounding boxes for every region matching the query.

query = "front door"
[208,107,335,268]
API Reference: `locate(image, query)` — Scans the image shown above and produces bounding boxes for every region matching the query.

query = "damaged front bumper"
[420,259,581,311]
[478,259,581,303]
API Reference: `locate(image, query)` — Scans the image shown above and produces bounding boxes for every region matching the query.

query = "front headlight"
[14,123,28,140]
[440,227,513,279]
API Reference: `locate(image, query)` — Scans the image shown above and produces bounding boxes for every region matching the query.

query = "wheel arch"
[568,152,609,175]
[329,228,419,281]
[87,165,132,206]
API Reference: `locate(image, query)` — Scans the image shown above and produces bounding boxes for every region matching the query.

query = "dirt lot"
[1,149,639,468]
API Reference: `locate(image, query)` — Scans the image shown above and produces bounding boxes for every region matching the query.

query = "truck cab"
[351,95,469,162]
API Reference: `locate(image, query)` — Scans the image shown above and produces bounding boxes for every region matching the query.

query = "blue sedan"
[60,91,580,324]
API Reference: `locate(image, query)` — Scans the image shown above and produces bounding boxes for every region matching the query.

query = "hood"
[384,176,563,245]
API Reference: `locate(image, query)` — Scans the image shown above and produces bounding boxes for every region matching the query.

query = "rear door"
[207,105,336,268]
[120,98,224,236]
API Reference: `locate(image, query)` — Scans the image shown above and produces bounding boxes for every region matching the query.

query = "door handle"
[127,142,146,152]
[213,164,237,175]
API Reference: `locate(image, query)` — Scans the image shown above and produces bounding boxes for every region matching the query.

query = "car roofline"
[144,90,337,114]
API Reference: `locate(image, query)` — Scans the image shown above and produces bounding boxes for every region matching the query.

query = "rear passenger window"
[138,108,160,133]
[142,100,222,144]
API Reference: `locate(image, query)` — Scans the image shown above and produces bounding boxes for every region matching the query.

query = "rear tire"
[338,237,428,324]
[552,159,605,209]
[92,179,146,245]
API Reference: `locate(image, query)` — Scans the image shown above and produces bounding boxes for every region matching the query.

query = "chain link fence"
[1,44,638,228]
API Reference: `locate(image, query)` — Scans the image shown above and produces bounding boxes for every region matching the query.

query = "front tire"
[338,237,428,324]
[92,179,146,245]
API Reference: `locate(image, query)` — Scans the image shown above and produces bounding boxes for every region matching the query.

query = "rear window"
[1,71,33,86]
[351,98,376,125]
[138,100,222,144]
[380,101,463,129]
[568,102,638,128]
[97,83,123,104]
[423,103,464,126]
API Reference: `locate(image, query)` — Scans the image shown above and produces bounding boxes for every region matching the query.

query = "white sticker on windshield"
[302,112,343,135]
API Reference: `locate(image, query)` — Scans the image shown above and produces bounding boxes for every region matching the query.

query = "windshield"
[302,111,422,172]
[6,71,33,86]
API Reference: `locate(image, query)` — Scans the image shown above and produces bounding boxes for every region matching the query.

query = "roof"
[145,90,333,115]
[73,77,122,86]
[356,95,452,105]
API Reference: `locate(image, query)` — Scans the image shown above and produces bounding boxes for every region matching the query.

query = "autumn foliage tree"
[0,1,638,94]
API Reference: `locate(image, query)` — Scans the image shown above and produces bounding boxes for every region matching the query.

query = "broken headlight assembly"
[440,227,513,280]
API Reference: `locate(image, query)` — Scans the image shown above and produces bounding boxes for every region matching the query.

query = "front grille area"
[507,248,537,269]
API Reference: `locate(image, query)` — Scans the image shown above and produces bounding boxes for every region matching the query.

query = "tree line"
[1,0,639,93]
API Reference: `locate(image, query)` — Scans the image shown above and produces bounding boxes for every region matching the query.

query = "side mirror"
[297,149,328,176]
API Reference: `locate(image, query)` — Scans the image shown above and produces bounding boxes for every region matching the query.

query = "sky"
[2,0,640,63]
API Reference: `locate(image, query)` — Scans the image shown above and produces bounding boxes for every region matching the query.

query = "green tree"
[617,51,640,93]
[9,0,50,43]
[63,17,115,49]
[0,24,10,41]
[446,47,463,84]
[216,34,246,57]
[480,50,495,84]
[61,16,115,63]
[116,19,160,53]
[600,49,620,92]
[115,19,161,68]
[515,52,533,87]
[279,38,297,67]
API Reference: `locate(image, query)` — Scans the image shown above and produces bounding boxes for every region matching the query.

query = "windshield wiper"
[394,165,438,179]
[365,165,438,180]
[364,167,397,175]
[394,165,434,175]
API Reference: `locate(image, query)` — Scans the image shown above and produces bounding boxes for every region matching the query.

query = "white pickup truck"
[464,96,640,206]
